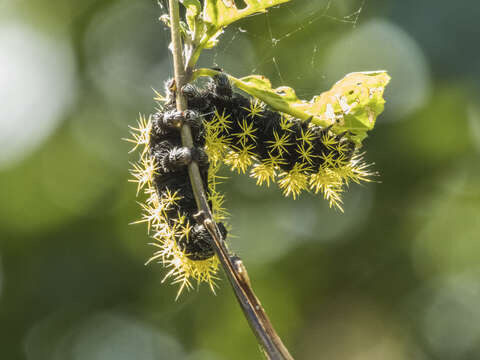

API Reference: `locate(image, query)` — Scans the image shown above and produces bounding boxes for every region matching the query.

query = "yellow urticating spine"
[127,110,225,298]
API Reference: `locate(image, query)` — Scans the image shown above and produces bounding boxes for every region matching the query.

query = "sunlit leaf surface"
[195,69,390,145]
[203,0,290,30]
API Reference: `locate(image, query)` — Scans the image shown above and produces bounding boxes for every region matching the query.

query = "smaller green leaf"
[194,68,391,145]
[180,0,202,32]
[203,0,290,31]
[297,71,391,144]
[183,1,291,69]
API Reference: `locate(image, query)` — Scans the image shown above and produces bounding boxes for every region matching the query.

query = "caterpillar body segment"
[128,73,374,296]
[183,74,373,207]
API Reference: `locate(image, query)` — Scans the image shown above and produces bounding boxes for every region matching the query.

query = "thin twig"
[167,1,293,359]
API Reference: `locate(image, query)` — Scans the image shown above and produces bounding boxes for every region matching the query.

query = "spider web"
[158,0,365,99]
[212,0,364,99]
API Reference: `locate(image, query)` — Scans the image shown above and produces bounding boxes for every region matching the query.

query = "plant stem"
[167,1,293,359]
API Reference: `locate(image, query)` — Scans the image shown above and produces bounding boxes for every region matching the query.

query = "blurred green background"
[1,0,479,359]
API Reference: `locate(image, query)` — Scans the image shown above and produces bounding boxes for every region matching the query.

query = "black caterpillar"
[129,73,370,293]
[148,107,227,261]
[183,73,357,176]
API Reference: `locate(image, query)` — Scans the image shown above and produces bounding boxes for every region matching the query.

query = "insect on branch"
[167,0,293,359]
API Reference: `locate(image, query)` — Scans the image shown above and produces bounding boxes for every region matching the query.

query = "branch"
[167,1,293,359]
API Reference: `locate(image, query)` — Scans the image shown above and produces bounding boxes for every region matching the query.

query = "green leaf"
[182,0,291,69]
[297,71,391,144]
[203,0,290,30]
[180,0,202,32]
[194,68,391,145]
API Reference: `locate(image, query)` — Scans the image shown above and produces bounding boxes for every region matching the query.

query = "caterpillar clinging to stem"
[127,72,378,295]
[128,0,389,358]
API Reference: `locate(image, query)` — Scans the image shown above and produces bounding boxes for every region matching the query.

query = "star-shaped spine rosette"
[197,79,378,211]
[129,67,386,296]
[193,68,390,146]
[131,0,387,299]
[128,113,225,297]
[124,114,152,157]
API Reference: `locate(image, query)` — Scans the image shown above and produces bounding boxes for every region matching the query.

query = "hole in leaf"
[231,0,248,10]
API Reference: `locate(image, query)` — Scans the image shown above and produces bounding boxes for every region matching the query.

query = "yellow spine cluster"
[128,91,373,296]
[127,114,222,298]
[204,99,374,211]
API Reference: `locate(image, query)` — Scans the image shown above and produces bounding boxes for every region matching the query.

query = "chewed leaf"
[301,71,391,144]
[203,0,290,30]
[194,68,391,145]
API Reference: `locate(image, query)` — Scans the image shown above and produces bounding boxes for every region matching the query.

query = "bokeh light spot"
[229,179,374,264]
[468,102,480,153]
[323,18,431,121]
[84,0,170,111]
[40,131,119,216]
[298,298,415,360]
[24,311,186,360]
[70,313,185,360]
[0,21,76,169]
[422,272,480,358]
[411,163,480,279]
